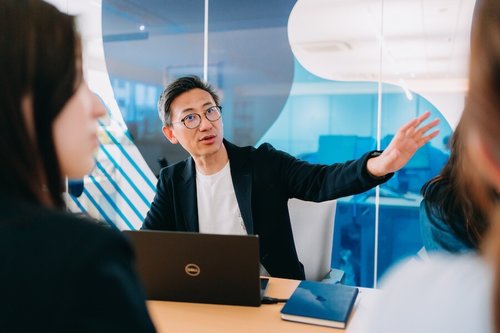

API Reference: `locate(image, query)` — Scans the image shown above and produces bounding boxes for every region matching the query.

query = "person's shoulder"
[158,156,192,178]
[252,142,291,159]
[1,198,96,231]
[46,211,134,271]
[255,142,276,152]
[377,254,492,317]
[1,200,127,255]
[41,207,124,243]
[381,254,490,289]
[253,142,299,164]
[224,139,276,153]
[225,140,294,167]
[365,254,493,333]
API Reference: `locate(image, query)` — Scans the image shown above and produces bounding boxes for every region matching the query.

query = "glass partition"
[50,0,475,287]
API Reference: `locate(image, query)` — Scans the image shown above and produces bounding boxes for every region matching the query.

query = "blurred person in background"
[419,118,489,253]
[0,1,156,332]
[359,0,500,332]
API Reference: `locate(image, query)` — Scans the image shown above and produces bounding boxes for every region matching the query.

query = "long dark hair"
[0,0,80,208]
[420,118,488,249]
[462,0,500,331]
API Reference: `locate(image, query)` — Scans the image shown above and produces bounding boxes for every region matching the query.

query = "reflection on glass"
[101,0,470,287]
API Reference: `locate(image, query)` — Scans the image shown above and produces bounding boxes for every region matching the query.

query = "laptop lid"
[123,230,263,307]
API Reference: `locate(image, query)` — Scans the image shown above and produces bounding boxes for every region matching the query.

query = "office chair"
[288,198,342,282]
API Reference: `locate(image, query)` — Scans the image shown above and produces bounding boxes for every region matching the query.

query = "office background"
[50,0,475,287]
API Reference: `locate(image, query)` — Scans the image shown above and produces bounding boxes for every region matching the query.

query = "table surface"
[147,277,378,333]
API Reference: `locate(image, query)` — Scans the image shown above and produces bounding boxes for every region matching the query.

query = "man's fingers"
[415,119,440,137]
[400,111,432,136]
[418,129,440,146]
[415,111,431,126]
[399,117,419,134]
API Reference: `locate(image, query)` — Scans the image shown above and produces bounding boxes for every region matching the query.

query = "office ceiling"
[100,0,475,92]
[289,0,476,93]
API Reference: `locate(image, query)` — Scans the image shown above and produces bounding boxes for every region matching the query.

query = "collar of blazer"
[224,139,254,234]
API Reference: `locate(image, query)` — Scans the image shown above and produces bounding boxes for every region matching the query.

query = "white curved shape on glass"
[287,0,476,128]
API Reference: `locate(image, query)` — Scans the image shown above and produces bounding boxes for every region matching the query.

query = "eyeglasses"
[172,106,222,129]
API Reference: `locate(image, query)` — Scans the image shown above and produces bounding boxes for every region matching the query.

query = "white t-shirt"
[352,253,493,333]
[196,162,246,235]
[196,162,270,276]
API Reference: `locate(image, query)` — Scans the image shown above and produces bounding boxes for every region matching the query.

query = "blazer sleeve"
[63,227,156,333]
[257,143,393,201]
[142,167,175,230]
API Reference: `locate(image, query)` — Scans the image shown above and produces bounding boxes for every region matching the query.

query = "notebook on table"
[123,230,268,307]
[280,280,359,328]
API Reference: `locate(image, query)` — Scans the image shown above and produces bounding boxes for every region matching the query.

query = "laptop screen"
[123,230,265,307]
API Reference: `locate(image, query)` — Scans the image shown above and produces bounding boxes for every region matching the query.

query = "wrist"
[366,151,386,178]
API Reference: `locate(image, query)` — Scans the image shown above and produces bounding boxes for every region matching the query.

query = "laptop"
[123,230,269,307]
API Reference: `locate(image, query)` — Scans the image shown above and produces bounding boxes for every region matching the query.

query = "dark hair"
[462,0,500,332]
[421,118,488,249]
[463,0,500,221]
[0,0,80,208]
[158,75,220,126]
[465,0,500,172]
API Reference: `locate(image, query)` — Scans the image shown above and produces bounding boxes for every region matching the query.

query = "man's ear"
[162,125,178,144]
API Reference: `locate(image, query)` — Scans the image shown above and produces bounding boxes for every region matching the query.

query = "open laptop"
[123,230,268,307]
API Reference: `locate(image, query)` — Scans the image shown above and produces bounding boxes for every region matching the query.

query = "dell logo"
[185,263,201,277]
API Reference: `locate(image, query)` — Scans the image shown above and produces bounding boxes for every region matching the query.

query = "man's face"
[162,88,224,160]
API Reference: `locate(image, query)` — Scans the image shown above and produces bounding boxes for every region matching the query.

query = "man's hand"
[367,111,440,178]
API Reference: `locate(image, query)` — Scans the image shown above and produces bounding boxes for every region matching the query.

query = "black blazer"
[143,140,391,280]
[0,196,156,333]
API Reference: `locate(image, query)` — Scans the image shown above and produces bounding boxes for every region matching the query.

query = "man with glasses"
[142,75,439,280]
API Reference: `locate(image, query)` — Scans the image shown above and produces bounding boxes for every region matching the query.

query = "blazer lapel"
[178,158,199,232]
[225,140,254,234]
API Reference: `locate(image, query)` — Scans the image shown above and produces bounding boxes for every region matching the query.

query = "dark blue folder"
[280,281,359,328]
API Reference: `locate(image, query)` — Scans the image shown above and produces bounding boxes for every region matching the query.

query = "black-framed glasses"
[172,106,222,129]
